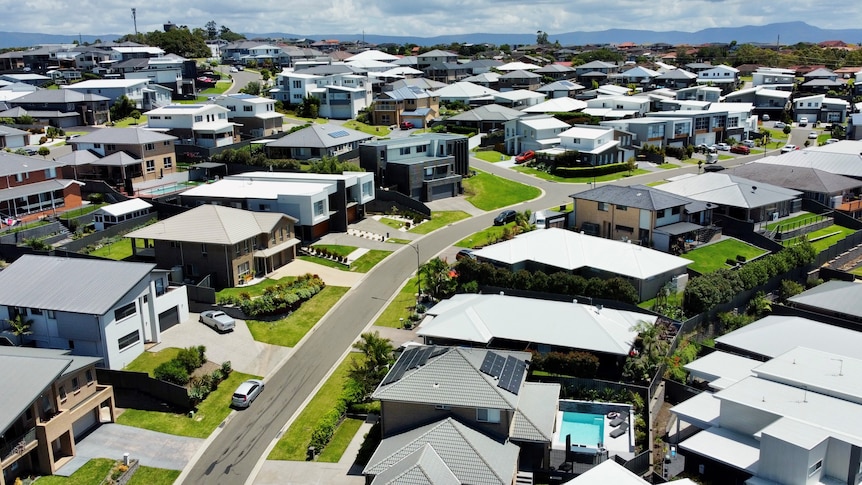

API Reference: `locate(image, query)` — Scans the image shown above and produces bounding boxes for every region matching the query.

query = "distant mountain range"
[3,22,861,50]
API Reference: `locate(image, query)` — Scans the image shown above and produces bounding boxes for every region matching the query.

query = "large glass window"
[314,200,325,216]
[476,408,501,423]
[118,330,140,350]
[114,301,136,321]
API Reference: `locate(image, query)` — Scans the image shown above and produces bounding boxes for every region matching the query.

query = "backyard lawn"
[462,170,541,211]
[116,368,259,438]
[409,211,471,234]
[268,353,361,460]
[34,458,179,485]
[59,203,106,220]
[246,286,349,346]
[124,347,181,375]
[373,276,420,328]
[89,238,147,260]
[342,120,391,136]
[681,239,768,274]
[782,225,856,253]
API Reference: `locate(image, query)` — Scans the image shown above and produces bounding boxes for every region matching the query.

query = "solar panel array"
[479,351,506,378]
[497,356,527,395]
[328,130,350,138]
[381,345,443,386]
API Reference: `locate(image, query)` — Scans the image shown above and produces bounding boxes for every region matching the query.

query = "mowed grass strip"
[462,170,541,211]
[681,239,768,273]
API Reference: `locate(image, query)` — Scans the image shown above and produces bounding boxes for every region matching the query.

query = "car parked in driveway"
[808,131,818,139]
[730,145,750,155]
[798,117,808,127]
[400,121,414,130]
[493,210,517,226]
[515,150,535,164]
[200,310,235,332]
[742,139,755,148]
[232,379,264,408]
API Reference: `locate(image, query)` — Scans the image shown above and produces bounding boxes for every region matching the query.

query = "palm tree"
[350,331,395,399]
[5,314,33,337]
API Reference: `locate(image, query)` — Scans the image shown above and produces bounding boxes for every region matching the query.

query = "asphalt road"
[180,129,803,484]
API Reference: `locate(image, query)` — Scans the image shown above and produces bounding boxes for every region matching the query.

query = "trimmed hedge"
[308,378,364,455]
[553,162,629,178]
[237,274,326,318]
[532,350,600,378]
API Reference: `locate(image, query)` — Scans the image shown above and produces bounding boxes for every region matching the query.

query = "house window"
[615,225,634,233]
[72,377,80,392]
[616,205,627,211]
[163,140,170,146]
[292,80,301,89]
[656,209,666,218]
[672,207,681,215]
[808,460,822,477]
[118,330,140,350]
[163,156,172,168]
[114,301,137,321]
[477,408,501,423]
[400,147,411,155]
[155,277,165,296]
[59,386,67,401]
[237,262,250,277]
[194,115,203,122]
[314,200,325,216]
[146,160,155,172]
[30,308,42,315]
[598,202,609,211]
[243,106,253,112]
[47,310,55,319]
[144,143,155,151]
[435,405,451,410]
[85,369,94,384]
[201,243,208,256]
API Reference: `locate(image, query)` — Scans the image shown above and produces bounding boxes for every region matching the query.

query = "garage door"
[72,409,98,440]
[158,306,180,332]
[430,184,454,201]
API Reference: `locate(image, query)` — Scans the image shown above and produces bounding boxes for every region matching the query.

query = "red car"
[515,150,535,164]
[729,145,750,155]
[400,121,414,130]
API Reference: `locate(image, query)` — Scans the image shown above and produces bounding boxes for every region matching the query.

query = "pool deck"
[553,407,635,461]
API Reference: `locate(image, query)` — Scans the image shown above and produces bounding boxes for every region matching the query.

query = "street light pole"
[413,244,421,300]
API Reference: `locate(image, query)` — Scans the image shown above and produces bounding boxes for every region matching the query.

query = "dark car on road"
[730,145,750,155]
[493,210,517,226]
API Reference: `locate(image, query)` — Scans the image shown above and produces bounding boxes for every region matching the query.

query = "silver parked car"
[232,379,264,408]
[199,310,235,332]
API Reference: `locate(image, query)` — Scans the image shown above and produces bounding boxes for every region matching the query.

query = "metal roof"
[0,179,82,203]
[72,127,177,145]
[265,123,371,148]
[471,228,691,280]
[572,184,693,211]
[0,354,70,434]
[417,293,651,356]
[715,315,862,360]
[787,279,862,320]
[95,198,152,217]
[363,417,519,485]
[447,104,524,122]
[431,81,499,99]
[0,150,68,176]
[654,172,801,210]
[126,205,293,245]
[0,255,154,315]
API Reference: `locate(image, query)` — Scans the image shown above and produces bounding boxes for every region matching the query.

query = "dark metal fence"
[96,368,192,410]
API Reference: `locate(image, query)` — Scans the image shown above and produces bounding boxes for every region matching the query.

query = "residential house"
[270,70,372,120]
[536,80,585,99]
[671,345,862,484]
[416,49,458,69]
[800,67,843,94]
[430,81,499,107]
[92,198,153,231]
[675,85,722,103]
[422,62,472,84]
[417,293,656,371]
[533,63,576,81]
[521,97,588,115]
[503,114,570,155]
[611,65,659,86]
[144,104,238,148]
[460,59,503,75]
[498,70,543,92]
[0,73,51,87]
[654,172,802,223]
[542,124,633,167]
[62,79,171,111]
[125,205,299,288]
[497,61,542,72]
[574,60,619,84]
[264,123,372,161]
[851,113,862,141]
[0,255,189,370]
[471,228,691,301]
[0,151,82,224]
[649,108,742,147]
[461,72,502,90]
[359,133,469,202]
[371,86,439,128]
[722,86,792,121]
[6,89,110,127]
[69,127,179,187]
[564,460,698,485]
[0,347,116,484]
[583,95,650,119]
[727,163,861,209]
[345,50,400,63]
[785,279,862,329]
[0,125,29,150]
[751,67,796,91]
[601,116,692,150]
[365,345,560,478]
[754,141,862,178]
[653,69,698,90]
[212,93,284,138]
[178,171,374,241]
[793,94,849,124]
[492,90,546,110]
[445,104,525,133]
[696,65,740,93]
[571,184,714,252]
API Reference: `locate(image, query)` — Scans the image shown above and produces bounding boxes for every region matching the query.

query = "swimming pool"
[556,412,604,449]
[138,183,189,196]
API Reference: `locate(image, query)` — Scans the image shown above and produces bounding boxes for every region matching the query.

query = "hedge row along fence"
[308,378,364,458]
[218,273,326,318]
[553,162,630,178]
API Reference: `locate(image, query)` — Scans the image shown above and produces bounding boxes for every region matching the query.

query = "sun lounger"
[610,422,629,439]
[609,413,627,427]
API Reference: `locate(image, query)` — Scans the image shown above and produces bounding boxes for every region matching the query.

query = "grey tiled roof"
[73,127,177,145]
[728,163,861,194]
[12,89,109,103]
[126,204,291,245]
[571,184,693,211]
[363,417,518,485]
[265,123,371,149]
[372,347,531,410]
[370,444,459,485]
[0,353,70,434]
[510,382,560,443]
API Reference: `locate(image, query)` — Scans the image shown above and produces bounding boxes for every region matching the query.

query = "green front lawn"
[124,347,181,375]
[342,120,391,136]
[349,250,391,273]
[658,163,680,169]
[386,238,411,244]
[472,150,508,163]
[268,353,360,460]
[409,211,471,234]
[681,239,768,274]
[215,275,297,300]
[311,244,356,257]
[89,238,147,261]
[116,370,259,438]
[318,417,364,462]
[34,458,180,485]
[379,217,407,230]
[373,276,420,328]
[127,465,181,485]
[247,286,349,346]
[462,170,541,211]
[513,165,650,183]
[112,116,148,127]
[454,223,516,249]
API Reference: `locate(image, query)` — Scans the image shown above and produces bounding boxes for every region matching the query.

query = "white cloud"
[0,0,853,38]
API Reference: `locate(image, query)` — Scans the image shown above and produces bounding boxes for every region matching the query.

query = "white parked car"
[716,143,730,151]
[808,131,818,139]
[799,117,809,127]
[200,310,236,332]
[781,144,799,153]
[742,140,756,148]
[774,121,786,129]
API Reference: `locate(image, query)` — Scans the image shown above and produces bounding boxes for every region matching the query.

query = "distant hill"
[2,22,861,50]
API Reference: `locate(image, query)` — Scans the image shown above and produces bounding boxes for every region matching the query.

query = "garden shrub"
[221,360,232,375]
[176,345,206,372]
[154,360,190,385]
[239,274,326,317]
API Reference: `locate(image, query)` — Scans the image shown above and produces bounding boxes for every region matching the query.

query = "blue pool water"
[139,183,188,196]
[558,412,604,447]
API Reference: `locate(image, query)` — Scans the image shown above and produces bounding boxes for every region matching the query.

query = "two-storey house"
[583,95,650,119]
[0,151,82,224]
[271,71,372,120]
[62,79,171,111]
[793,94,849,124]
[69,127,178,188]
[696,65,740,94]
[751,67,796,91]
[503,114,570,154]
[416,49,458,69]
[145,104,237,148]
[498,70,543,92]
[556,124,631,166]
[371,86,439,128]
[8,89,111,127]
[212,94,283,138]
[723,86,792,122]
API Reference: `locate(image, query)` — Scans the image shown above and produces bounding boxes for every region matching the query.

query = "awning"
[655,221,703,235]
[678,427,760,474]
[253,238,300,258]
[670,392,721,429]
[0,179,83,202]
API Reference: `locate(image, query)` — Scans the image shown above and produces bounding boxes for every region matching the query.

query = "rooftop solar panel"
[328,130,349,138]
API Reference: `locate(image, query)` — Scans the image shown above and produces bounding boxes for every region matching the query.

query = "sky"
[0,0,856,38]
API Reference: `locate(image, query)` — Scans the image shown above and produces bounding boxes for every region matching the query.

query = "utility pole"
[131,8,138,37]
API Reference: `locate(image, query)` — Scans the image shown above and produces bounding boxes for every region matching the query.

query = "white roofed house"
[583,95,650,120]
[61,78,171,111]
[145,104,237,148]
[0,255,189,370]
[793,94,849,124]
[92,198,153,231]
[723,86,792,122]
[503,114,570,155]
[544,124,634,167]
[696,64,740,94]
[212,93,284,138]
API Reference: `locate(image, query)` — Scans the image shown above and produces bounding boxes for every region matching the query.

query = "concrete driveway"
[150,313,291,377]
[56,423,202,475]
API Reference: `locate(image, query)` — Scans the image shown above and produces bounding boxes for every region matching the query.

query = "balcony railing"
[0,427,36,462]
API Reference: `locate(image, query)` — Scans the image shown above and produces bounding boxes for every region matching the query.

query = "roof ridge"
[513,406,550,441]
[448,418,507,484]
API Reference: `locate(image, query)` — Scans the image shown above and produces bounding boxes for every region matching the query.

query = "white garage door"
[72,409,98,440]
